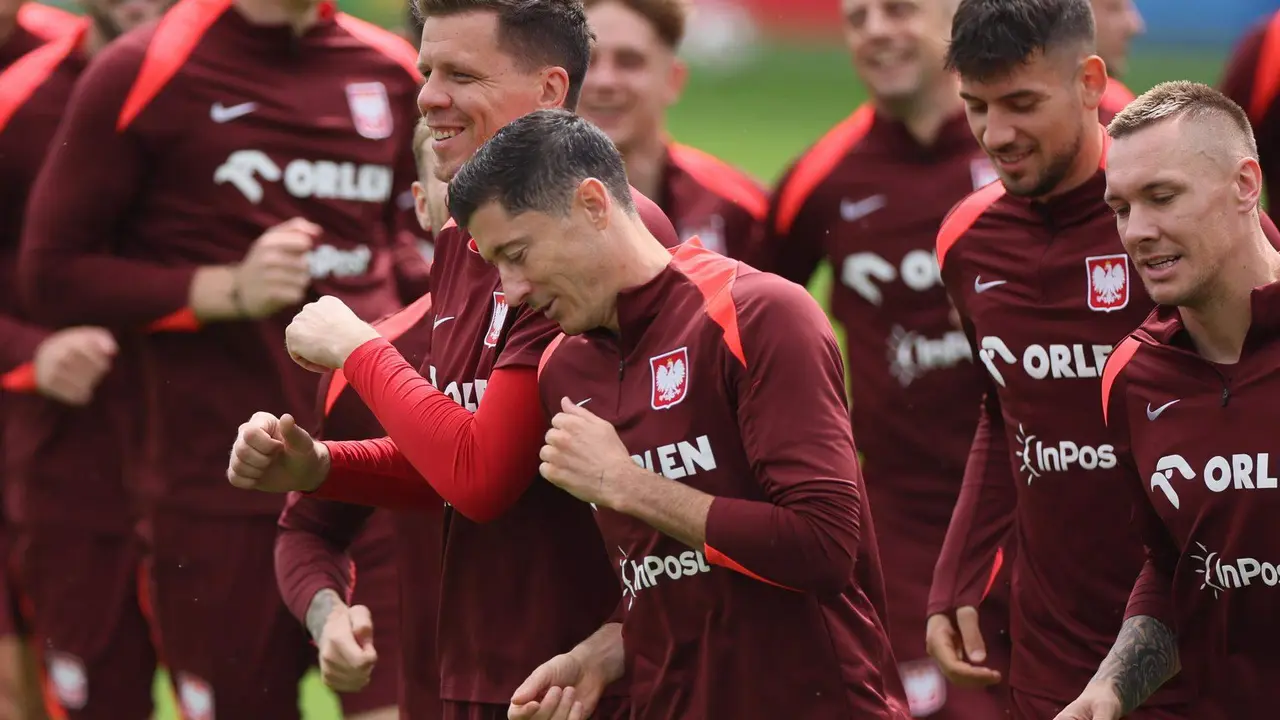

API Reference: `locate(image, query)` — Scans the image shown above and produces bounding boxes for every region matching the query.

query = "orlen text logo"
[214,150,392,204]
[427,365,487,412]
[1149,453,1279,510]
[887,325,972,386]
[308,244,371,279]
[977,336,1114,387]
[1192,542,1280,599]
[1014,424,1116,483]
[617,546,713,610]
[841,250,941,305]
[631,435,716,480]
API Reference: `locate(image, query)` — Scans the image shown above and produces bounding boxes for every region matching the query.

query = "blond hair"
[1107,80,1259,159]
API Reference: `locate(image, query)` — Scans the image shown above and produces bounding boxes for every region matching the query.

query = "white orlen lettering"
[1149,452,1279,509]
[1014,423,1116,483]
[214,150,392,204]
[617,547,714,609]
[977,335,1114,387]
[631,435,717,480]
[841,249,941,306]
[1191,542,1280,599]
[308,244,372,279]
[427,365,489,413]
[887,326,972,386]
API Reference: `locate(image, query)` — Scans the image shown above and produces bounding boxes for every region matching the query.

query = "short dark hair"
[406,0,425,42]
[946,0,1095,82]
[583,0,687,49]
[1109,81,1259,159]
[447,109,635,228]
[417,0,593,111]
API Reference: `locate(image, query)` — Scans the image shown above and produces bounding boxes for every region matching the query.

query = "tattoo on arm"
[1091,615,1180,714]
[306,588,343,643]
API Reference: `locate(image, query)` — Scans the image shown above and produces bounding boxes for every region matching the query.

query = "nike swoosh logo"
[210,101,258,123]
[576,398,592,407]
[432,316,455,329]
[1146,399,1180,421]
[974,276,1007,293]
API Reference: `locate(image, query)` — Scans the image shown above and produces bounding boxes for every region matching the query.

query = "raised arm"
[275,493,375,633]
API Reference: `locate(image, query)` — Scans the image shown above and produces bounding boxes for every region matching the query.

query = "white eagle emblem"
[1085,254,1130,312]
[483,291,508,347]
[649,347,689,410]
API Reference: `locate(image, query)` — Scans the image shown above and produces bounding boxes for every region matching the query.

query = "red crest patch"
[345,81,392,140]
[484,291,508,347]
[650,347,689,410]
[1085,254,1130,312]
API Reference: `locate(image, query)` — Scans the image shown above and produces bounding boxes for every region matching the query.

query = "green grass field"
[146,40,1228,719]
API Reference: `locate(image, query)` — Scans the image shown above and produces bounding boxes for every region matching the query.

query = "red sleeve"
[314,435,441,509]
[927,317,1017,615]
[702,276,860,594]
[324,338,546,521]
[0,316,47,388]
[1219,19,1266,117]
[275,492,375,624]
[752,162,824,285]
[18,39,198,329]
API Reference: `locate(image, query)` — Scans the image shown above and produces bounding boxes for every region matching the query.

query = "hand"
[317,602,378,693]
[925,609,1002,688]
[508,652,604,720]
[226,412,328,493]
[1053,684,1123,720]
[284,296,379,373]
[540,397,635,509]
[31,327,117,405]
[235,217,321,319]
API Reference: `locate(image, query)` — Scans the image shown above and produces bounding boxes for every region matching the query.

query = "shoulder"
[333,12,422,85]
[771,104,876,235]
[666,142,767,222]
[936,179,1009,271]
[16,2,81,41]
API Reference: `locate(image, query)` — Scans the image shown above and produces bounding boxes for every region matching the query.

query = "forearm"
[306,588,345,644]
[569,622,625,686]
[0,315,48,384]
[20,250,201,329]
[188,265,247,322]
[1088,615,1180,714]
[609,463,711,551]
[315,437,444,510]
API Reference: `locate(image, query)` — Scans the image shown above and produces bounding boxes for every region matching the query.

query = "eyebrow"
[959,89,1044,104]
[1104,180,1178,205]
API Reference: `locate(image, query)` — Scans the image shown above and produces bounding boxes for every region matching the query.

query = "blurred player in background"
[1090,0,1144,113]
[1,1,171,718]
[753,1,1009,717]
[227,1,680,718]
[17,0,423,716]
[1220,8,1279,208]
[578,0,766,257]
[922,0,1191,717]
[275,120,447,720]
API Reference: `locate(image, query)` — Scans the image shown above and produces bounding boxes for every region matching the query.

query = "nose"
[1119,204,1159,254]
[861,6,892,38]
[498,266,534,308]
[980,110,1017,154]
[1126,1,1146,37]
[584,57,619,93]
[417,72,451,116]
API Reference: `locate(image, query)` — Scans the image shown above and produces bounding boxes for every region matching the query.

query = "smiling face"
[1105,117,1262,308]
[578,0,683,155]
[416,11,569,182]
[842,0,952,107]
[959,48,1105,197]
[467,179,622,335]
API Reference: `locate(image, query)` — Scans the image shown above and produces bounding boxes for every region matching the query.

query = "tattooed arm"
[1091,615,1181,714]
[306,588,345,643]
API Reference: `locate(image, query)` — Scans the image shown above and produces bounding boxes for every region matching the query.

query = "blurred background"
[26,0,1278,716]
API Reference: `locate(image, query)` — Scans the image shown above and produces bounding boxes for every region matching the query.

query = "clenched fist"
[284,296,379,373]
[226,412,328,493]
[235,217,321,319]
[32,326,117,406]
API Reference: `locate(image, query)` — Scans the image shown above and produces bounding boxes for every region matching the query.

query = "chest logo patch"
[650,347,690,410]
[1085,254,1130,312]
[483,291,508,348]
[346,81,393,140]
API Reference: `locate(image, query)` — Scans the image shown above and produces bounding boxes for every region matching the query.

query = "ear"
[1234,157,1265,215]
[663,57,688,107]
[411,181,432,232]
[538,66,572,109]
[575,177,612,228]
[1078,54,1108,111]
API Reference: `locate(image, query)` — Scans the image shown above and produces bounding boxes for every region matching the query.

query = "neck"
[233,0,319,34]
[1180,222,1280,364]
[82,23,108,57]
[603,218,674,333]
[879,75,963,146]
[618,132,668,202]
[1039,116,1104,200]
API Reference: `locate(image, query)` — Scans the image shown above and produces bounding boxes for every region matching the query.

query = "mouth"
[991,147,1034,172]
[1142,255,1181,277]
[581,102,630,125]
[860,47,912,73]
[429,125,465,150]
